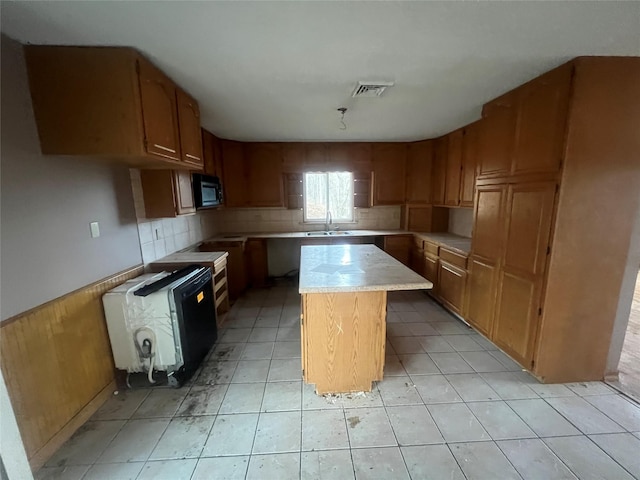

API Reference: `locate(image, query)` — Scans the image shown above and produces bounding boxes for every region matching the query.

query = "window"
[303,171,354,223]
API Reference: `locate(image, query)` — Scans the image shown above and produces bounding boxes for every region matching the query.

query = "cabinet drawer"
[439,247,468,269]
[424,241,439,256]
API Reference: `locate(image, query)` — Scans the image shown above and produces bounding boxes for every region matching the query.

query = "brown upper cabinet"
[460,122,479,207]
[372,143,407,205]
[245,143,284,207]
[477,63,572,181]
[220,140,247,207]
[24,46,202,169]
[444,129,463,206]
[405,141,433,204]
[511,64,572,177]
[137,58,182,161]
[430,136,447,205]
[221,142,284,208]
[201,129,224,178]
[176,89,203,168]
[477,91,518,179]
[282,142,372,173]
[139,170,196,218]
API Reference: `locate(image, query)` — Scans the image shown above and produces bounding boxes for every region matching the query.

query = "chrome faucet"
[325,211,332,231]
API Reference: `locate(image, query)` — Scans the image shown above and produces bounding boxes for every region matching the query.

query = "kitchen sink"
[305,231,352,236]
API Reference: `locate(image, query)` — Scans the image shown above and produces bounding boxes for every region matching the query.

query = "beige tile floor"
[37,285,640,480]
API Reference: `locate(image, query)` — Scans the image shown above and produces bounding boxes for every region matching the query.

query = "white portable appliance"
[102,266,217,387]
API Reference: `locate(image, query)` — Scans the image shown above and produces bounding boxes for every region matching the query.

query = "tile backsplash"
[130,169,219,264]
[213,206,402,233]
[448,208,473,238]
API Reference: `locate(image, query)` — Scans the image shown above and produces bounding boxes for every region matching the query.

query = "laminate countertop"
[203,230,410,242]
[149,251,229,270]
[299,244,433,294]
[414,233,472,255]
[201,231,472,255]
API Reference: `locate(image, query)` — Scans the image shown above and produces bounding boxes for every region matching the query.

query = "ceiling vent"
[351,81,395,98]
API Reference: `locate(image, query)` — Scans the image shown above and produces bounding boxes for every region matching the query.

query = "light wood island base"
[301,291,387,394]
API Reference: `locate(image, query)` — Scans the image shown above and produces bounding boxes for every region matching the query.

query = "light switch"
[90,221,100,238]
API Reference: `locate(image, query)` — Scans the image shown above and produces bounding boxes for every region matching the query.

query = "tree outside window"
[304,172,353,223]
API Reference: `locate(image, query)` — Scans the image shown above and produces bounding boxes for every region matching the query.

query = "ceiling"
[1,1,639,142]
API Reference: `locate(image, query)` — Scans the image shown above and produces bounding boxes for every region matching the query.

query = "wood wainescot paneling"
[0,265,144,466]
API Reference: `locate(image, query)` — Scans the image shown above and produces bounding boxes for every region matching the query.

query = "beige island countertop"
[299,244,433,294]
[299,244,432,394]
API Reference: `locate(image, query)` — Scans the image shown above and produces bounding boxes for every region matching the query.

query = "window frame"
[302,171,354,223]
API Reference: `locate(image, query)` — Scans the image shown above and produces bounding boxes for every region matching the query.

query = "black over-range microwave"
[192,174,223,208]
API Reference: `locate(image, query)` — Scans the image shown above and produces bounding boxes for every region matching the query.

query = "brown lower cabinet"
[436,247,468,315]
[382,235,412,266]
[200,240,247,301]
[409,237,425,277]
[409,238,470,319]
[246,238,269,288]
[464,257,498,337]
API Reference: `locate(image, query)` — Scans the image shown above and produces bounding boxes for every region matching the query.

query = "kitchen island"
[299,244,433,394]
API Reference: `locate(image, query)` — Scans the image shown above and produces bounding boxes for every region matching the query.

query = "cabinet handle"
[185,153,201,161]
[153,144,177,153]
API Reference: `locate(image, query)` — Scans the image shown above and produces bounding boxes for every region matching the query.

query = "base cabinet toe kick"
[299,244,432,394]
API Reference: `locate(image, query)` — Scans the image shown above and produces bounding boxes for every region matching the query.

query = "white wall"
[448,208,473,238]
[0,34,143,320]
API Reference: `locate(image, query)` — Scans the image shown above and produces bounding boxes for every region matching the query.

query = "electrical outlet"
[90,221,100,238]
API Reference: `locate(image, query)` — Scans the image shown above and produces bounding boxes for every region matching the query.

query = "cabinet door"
[460,122,479,207]
[285,173,303,209]
[201,129,224,178]
[423,253,439,292]
[326,143,372,172]
[444,130,463,206]
[430,137,447,205]
[471,185,507,261]
[221,140,248,207]
[246,143,284,207]
[438,260,466,315]
[246,238,269,288]
[353,172,373,208]
[282,143,304,173]
[140,170,177,218]
[383,235,412,265]
[176,88,203,167]
[304,143,328,171]
[137,59,181,161]
[465,256,498,337]
[512,64,572,176]
[409,243,425,277]
[201,129,216,176]
[477,92,517,179]
[139,169,194,218]
[493,182,556,367]
[372,144,407,205]
[173,170,196,215]
[201,242,247,300]
[406,141,433,204]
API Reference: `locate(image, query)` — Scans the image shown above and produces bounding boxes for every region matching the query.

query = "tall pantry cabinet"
[466,57,640,383]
